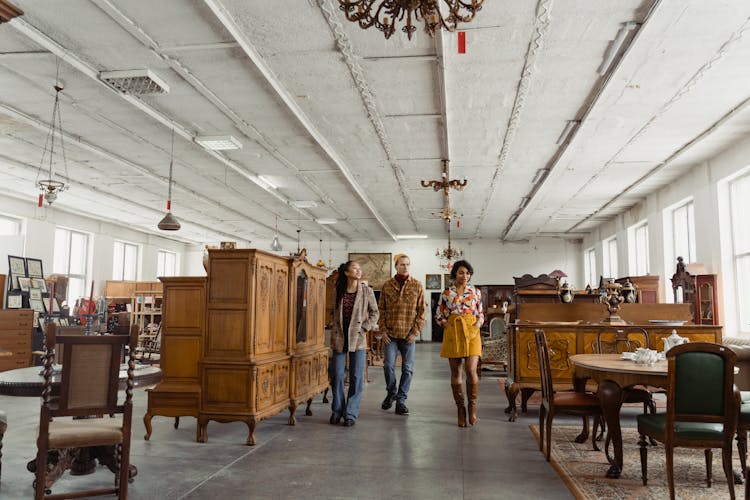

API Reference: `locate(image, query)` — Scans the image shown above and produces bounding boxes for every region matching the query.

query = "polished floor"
[0,344,581,499]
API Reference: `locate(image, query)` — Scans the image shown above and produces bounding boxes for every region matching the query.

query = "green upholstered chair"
[723,337,750,479]
[637,342,739,500]
[534,329,603,461]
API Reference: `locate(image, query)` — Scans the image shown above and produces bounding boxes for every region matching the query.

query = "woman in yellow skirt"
[436,260,484,427]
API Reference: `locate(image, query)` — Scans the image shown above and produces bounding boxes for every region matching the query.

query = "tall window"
[157,250,177,277]
[53,227,89,305]
[113,241,138,280]
[631,222,650,275]
[584,247,597,288]
[730,174,750,330]
[0,214,21,235]
[603,237,618,278]
[672,201,696,264]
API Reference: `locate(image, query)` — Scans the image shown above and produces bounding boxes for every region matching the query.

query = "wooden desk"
[570,354,667,479]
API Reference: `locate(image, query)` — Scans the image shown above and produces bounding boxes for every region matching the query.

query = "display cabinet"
[695,274,719,325]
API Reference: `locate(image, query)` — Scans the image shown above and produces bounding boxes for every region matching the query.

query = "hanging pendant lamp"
[158,129,180,231]
[270,214,283,251]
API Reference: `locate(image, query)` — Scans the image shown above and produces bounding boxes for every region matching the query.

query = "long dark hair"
[335,261,355,306]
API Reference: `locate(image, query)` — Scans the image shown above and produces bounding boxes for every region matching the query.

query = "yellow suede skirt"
[440,313,481,358]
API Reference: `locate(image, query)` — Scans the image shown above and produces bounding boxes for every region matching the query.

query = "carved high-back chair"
[637,342,738,500]
[534,329,603,461]
[34,324,137,499]
[479,316,508,374]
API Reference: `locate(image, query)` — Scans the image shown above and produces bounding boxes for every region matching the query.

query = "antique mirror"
[296,269,308,344]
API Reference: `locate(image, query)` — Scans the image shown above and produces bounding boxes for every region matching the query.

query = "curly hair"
[450,259,474,280]
[335,261,355,306]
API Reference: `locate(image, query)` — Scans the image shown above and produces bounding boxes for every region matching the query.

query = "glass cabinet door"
[295,270,308,344]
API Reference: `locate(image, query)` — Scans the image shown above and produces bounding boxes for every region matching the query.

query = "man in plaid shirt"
[377,254,426,415]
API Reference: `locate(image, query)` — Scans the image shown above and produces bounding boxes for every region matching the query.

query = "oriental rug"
[530,424,744,499]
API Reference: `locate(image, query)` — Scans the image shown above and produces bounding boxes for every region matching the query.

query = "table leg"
[598,379,625,478]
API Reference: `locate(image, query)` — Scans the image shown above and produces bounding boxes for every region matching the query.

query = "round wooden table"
[0,364,162,397]
[569,353,667,479]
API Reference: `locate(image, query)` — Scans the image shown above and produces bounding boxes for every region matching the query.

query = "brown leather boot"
[467,380,478,425]
[451,383,467,427]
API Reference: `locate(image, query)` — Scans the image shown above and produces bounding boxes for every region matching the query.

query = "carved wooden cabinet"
[0,309,33,371]
[143,277,206,441]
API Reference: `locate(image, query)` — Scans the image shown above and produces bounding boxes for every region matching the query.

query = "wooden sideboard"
[0,309,33,371]
[144,249,329,445]
[143,277,206,441]
[503,301,719,421]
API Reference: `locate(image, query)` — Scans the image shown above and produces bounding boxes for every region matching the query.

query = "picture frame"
[444,273,454,288]
[347,252,392,290]
[6,293,22,309]
[8,255,26,277]
[10,275,20,290]
[425,274,442,290]
[17,276,31,292]
[26,257,44,278]
[31,277,47,293]
[29,296,47,313]
[29,287,43,301]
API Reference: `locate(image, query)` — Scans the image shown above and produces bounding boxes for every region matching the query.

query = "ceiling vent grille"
[99,69,169,95]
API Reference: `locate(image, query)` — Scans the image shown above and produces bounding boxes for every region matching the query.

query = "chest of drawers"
[0,309,33,371]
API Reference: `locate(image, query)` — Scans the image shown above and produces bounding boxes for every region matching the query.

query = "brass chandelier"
[338,0,484,40]
[422,159,466,270]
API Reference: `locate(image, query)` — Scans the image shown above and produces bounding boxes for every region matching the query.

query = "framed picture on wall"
[31,277,47,293]
[17,277,31,292]
[8,255,26,277]
[29,288,43,301]
[7,293,22,309]
[29,296,46,313]
[26,258,44,278]
[347,252,392,290]
[425,274,442,290]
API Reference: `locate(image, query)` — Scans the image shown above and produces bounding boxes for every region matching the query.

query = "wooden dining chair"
[637,342,739,500]
[34,324,137,499]
[534,329,603,461]
[593,328,657,415]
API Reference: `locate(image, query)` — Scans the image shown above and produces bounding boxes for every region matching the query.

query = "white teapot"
[662,329,689,352]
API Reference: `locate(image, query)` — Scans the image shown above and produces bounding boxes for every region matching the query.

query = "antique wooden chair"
[534,329,603,461]
[593,328,657,415]
[34,324,137,499]
[479,317,508,375]
[637,342,738,500]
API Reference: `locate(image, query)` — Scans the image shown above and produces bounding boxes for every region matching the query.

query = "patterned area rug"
[530,424,744,499]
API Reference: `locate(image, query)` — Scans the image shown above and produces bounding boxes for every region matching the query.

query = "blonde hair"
[394,253,409,265]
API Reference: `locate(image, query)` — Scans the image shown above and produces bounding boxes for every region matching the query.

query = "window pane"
[732,176,750,254]
[672,202,695,264]
[0,215,20,235]
[67,277,85,306]
[737,255,750,330]
[69,232,87,275]
[157,252,165,276]
[53,228,69,274]
[166,252,176,276]
[123,244,137,280]
[113,242,124,280]
[635,224,649,275]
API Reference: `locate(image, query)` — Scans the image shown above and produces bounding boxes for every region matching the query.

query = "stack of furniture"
[144,248,329,445]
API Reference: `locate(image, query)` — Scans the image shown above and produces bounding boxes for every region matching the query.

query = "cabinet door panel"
[254,260,274,354]
[273,263,289,353]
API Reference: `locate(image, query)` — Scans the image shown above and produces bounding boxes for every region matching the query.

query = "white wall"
[0,194,193,299]
[582,136,750,336]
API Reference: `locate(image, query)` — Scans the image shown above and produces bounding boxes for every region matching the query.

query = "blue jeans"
[383,338,415,403]
[329,349,366,421]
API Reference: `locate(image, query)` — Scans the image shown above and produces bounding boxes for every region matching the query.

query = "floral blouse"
[436,284,484,328]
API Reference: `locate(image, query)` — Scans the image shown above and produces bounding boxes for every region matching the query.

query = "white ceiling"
[1,0,749,246]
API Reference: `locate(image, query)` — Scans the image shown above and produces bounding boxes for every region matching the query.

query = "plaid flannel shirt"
[377,276,426,340]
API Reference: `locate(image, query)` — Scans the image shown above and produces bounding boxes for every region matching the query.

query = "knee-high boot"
[467,380,478,425]
[451,383,467,428]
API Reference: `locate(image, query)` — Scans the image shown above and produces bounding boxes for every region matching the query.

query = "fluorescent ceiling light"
[100,69,170,95]
[195,135,242,150]
[257,175,278,189]
[315,218,337,225]
[395,235,428,240]
[290,200,317,209]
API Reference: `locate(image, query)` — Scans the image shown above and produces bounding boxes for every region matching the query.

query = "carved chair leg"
[638,433,649,486]
[737,429,748,480]
[705,448,713,488]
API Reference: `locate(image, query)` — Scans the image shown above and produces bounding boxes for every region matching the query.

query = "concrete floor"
[0,343,581,499]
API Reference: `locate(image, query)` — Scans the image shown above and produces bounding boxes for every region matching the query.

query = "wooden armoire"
[144,249,328,446]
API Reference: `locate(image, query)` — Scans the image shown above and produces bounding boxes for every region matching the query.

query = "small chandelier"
[436,228,463,270]
[421,159,467,194]
[338,0,484,40]
[157,129,180,231]
[270,214,283,251]
[36,82,70,206]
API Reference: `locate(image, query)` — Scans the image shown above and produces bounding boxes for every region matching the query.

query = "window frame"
[156,249,178,277]
[584,247,597,289]
[629,221,650,275]
[602,237,618,279]
[112,240,139,281]
[729,174,750,331]
[53,227,90,305]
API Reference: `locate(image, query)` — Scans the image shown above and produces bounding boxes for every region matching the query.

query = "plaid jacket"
[377,276,426,340]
